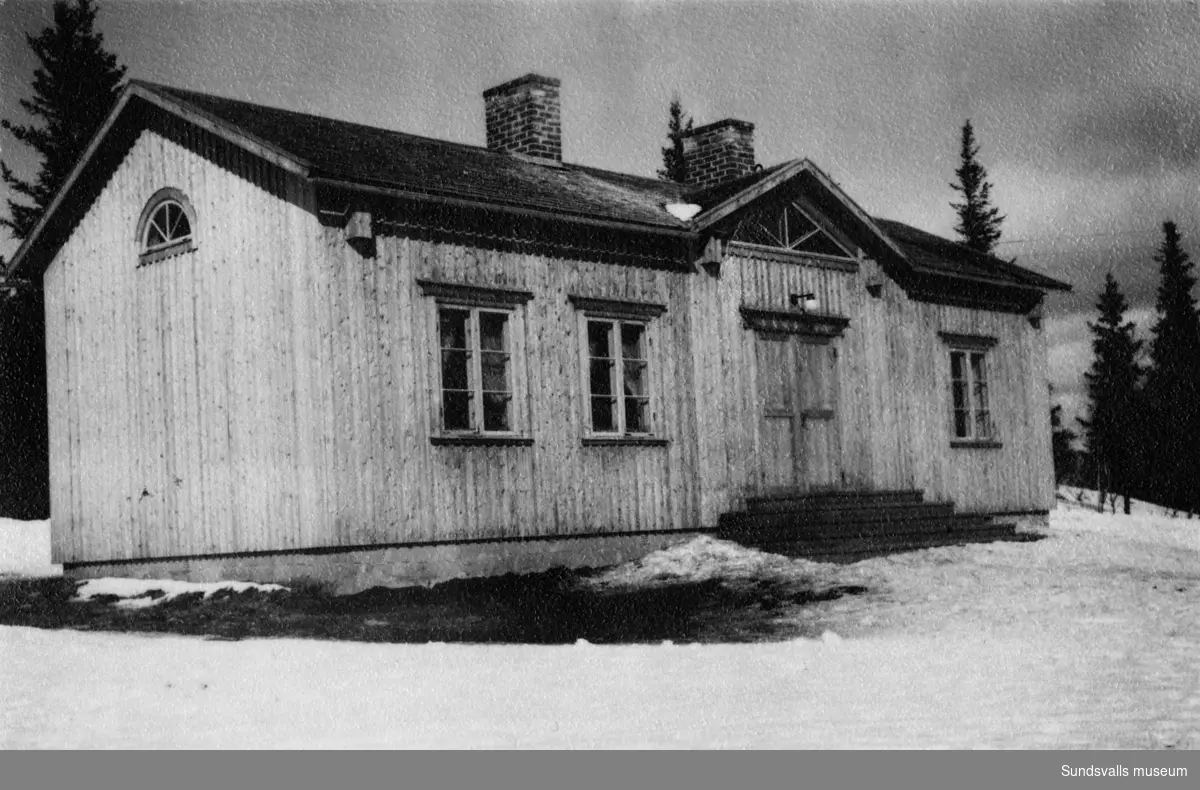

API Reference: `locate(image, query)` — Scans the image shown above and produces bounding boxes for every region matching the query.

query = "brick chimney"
[483,74,562,163]
[681,119,755,189]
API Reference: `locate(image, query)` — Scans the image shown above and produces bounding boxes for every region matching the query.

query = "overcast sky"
[3,0,1199,427]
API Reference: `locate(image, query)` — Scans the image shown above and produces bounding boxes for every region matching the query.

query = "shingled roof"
[8,80,1069,294]
[874,219,1069,291]
[148,83,694,231]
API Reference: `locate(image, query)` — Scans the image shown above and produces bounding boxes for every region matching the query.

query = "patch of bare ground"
[0,570,869,644]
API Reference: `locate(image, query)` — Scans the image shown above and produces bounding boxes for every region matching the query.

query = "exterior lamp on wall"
[345,209,375,258]
[790,292,819,312]
[1028,301,1044,329]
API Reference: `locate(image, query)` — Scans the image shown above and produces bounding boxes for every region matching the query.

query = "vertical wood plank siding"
[43,118,1052,564]
[692,250,1054,523]
[346,229,701,543]
[44,119,325,562]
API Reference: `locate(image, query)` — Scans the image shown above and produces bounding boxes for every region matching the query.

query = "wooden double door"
[755,333,843,491]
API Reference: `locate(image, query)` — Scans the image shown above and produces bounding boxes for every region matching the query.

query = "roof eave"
[131,80,312,176]
[310,175,698,240]
[690,159,915,269]
[7,81,312,278]
[6,86,139,278]
[907,260,1071,294]
[689,160,808,231]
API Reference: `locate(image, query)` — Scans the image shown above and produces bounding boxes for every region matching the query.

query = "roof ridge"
[568,162,690,191]
[135,80,683,188]
[135,80,498,156]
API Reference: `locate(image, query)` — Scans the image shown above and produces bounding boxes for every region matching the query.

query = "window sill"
[582,436,669,447]
[138,240,196,266]
[431,435,534,447]
[950,439,1003,450]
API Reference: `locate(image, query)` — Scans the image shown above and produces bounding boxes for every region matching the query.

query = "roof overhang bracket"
[692,236,724,277]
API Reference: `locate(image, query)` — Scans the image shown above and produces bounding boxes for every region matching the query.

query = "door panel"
[798,342,843,490]
[756,335,797,489]
[755,335,843,492]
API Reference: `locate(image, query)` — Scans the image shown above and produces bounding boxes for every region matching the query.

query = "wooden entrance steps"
[716,489,1027,563]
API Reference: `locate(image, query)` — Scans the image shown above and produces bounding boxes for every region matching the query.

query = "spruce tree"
[0,0,125,518]
[1081,274,1143,514]
[657,96,693,183]
[1050,403,1078,485]
[0,284,47,519]
[950,120,1005,255]
[1144,221,1200,511]
[1,0,126,239]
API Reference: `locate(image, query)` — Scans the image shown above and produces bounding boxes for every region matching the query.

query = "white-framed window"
[569,295,666,440]
[439,306,513,433]
[940,332,997,444]
[586,318,650,434]
[418,280,533,445]
[136,187,197,265]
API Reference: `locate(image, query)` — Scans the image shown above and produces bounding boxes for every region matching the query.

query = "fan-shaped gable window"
[731,200,853,259]
[137,188,197,265]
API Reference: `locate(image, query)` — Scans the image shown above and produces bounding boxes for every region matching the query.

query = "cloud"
[1064,89,1200,176]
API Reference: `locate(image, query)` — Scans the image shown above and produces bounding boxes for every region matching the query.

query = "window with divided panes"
[949,348,992,440]
[136,188,197,265]
[586,319,650,434]
[439,307,513,433]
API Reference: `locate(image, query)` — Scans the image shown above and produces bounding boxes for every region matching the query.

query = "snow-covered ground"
[2,493,1198,748]
[0,517,59,578]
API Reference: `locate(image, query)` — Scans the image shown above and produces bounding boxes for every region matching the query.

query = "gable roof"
[149,83,694,231]
[6,80,1069,296]
[874,219,1069,291]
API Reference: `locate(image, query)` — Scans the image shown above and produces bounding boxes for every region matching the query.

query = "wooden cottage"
[6,74,1069,591]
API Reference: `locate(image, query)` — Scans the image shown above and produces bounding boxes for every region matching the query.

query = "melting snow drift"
[2,490,1199,748]
[72,578,287,609]
[0,518,59,578]
[664,202,703,221]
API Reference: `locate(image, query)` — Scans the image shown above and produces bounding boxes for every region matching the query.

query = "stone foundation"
[65,531,703,595]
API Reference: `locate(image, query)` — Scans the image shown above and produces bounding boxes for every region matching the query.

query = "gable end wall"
[43,115,325,564]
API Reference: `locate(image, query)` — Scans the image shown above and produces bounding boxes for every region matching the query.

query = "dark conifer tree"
[0,0,126,518]
[1144,221,1200,511]
[0,282,47,518]
[657,96,693,183]
[1,0,126,239]
[1050,403,1078,486]
[950,120,1005,255]
[1081,274,1143,514]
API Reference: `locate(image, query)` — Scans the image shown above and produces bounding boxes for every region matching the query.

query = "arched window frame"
[136,187,197,266]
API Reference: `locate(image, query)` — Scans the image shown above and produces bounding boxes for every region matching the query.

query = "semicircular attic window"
[137,188,197,265]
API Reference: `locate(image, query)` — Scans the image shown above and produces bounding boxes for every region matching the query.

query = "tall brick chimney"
[483,74,562,163]
[681,119,756,189]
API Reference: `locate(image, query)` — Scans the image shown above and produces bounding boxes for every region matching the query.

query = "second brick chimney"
[682,119,756,189]
[483,74,562,163]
